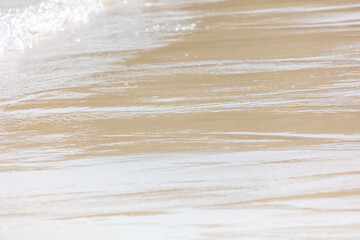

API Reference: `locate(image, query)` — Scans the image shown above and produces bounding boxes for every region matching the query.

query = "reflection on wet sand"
[1,0,360,239]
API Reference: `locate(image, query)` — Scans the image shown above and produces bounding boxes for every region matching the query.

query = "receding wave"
[0,0,106,55]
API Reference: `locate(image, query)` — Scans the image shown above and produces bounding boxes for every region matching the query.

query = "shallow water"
[1,0,360,239]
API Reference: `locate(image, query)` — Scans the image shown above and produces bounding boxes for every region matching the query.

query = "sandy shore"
[1,0,360,239]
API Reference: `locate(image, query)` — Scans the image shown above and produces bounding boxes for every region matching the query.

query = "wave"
[0,0,106,55]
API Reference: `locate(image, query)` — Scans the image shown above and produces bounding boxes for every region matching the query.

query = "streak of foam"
[0,0,106,55]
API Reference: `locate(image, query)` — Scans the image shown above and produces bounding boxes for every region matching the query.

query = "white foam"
[0,0,105,55]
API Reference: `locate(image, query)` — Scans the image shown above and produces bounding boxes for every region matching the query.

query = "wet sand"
[1,0,360,239]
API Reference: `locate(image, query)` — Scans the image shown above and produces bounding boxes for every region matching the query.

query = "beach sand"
[1,0,360,239]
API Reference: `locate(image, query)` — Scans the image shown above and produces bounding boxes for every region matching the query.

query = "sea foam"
[0,0,105,55]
